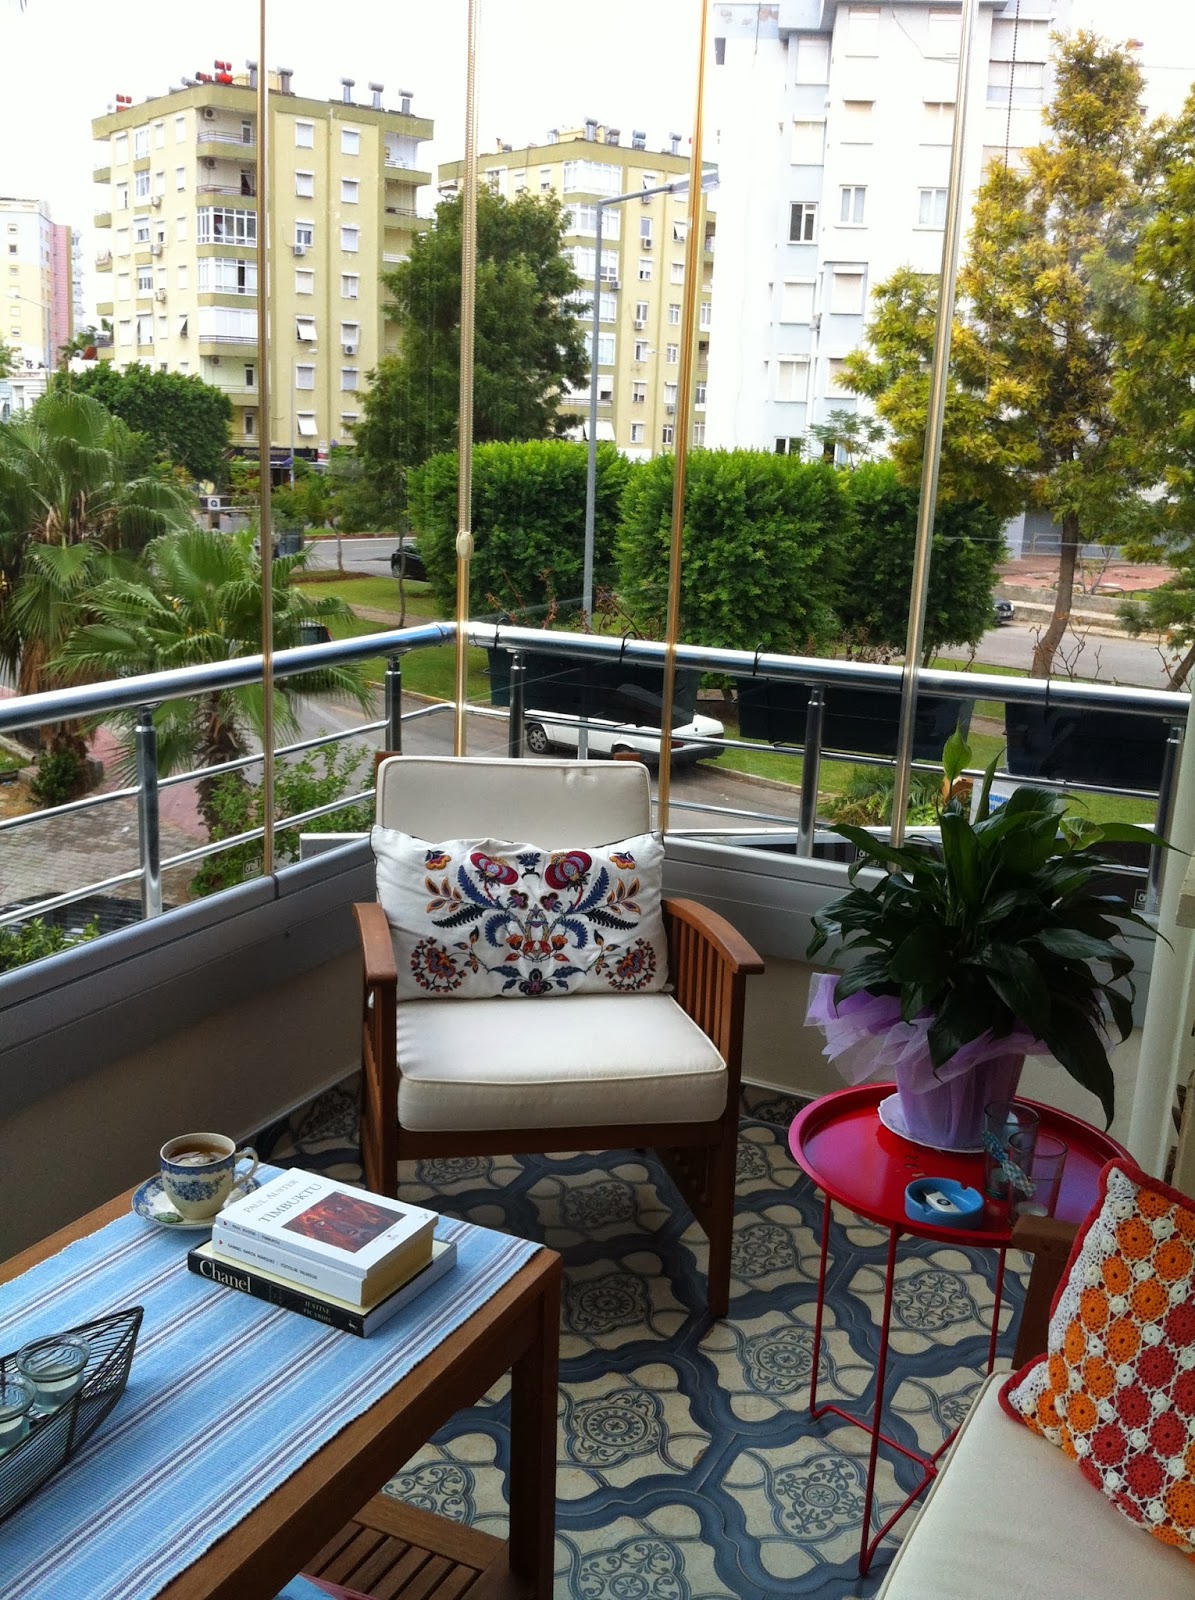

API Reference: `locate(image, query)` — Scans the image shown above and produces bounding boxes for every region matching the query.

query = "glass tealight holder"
[0,1375,36,1454]
[16,1334,90,1412]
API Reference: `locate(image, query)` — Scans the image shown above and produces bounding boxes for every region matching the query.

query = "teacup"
[159,1133,258,1221]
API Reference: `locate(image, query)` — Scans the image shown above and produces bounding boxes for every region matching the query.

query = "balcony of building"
[93,163,111,185]
[94,249,112,271]
[94,210,112,231]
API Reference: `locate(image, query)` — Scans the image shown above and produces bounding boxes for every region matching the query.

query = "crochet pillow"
[1001,1159,1195,1558]
[372,828,669,1000]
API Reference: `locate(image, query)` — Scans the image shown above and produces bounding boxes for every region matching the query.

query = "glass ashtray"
[16,1335,90,1412]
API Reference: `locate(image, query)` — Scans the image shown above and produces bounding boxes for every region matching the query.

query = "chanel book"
[187,1236,457,1337]
[213,1169,436,1306]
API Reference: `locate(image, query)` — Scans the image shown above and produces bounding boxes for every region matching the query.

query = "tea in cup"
[159,1133,258,1221]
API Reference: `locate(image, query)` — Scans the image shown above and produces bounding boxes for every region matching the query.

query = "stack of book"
[187,1169,454,1336]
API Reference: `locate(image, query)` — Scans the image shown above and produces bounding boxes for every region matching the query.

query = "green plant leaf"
[890,924,955,982]
[982,944,1051,1038]
[973,747,1001,824]
[1032,928,1119,963]
[941,725,972,786]
[1045,1007,1116,1129]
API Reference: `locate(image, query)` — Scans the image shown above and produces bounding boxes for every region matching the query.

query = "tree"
[54,362,232,482]
[0,390,193,764]
[617,450,849,655]
[408,439,634,619]
[354,190,588,513]
[53,529,372,833]
[845,34,1154,677]
[808,410,885,467]
[838,463,1005,659]
[0,339,15,379]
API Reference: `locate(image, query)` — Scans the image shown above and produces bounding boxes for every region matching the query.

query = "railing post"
[1146,722,1184,914]
[135,705,162,920]
[385,653,404,753]
[797,686,825,858]
[508,650,525,758]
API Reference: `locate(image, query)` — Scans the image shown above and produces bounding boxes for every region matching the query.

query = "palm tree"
[54,528,373,834]
[0,390,193,760]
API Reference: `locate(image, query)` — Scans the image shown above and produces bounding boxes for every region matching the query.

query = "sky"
[0,0,1192,323]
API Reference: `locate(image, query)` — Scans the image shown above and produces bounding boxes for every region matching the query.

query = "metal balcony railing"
[0,620,1188,937]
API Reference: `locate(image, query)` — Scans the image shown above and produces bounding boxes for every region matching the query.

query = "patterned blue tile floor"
[259,1084,1027,1600]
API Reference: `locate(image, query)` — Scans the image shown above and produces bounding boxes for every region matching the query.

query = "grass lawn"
[303,579,1159,829]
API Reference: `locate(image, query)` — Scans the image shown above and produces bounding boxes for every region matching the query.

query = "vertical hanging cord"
[255,0,274,873]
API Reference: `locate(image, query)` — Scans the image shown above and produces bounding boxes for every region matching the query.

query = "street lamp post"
[579,170,717,757]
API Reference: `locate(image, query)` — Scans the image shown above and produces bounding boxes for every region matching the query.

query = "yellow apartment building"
[91,68,432,465]
[2,196,74,373]
[439,124,715,460]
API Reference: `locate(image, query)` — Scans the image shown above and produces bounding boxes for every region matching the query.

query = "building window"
[630,422,646,444]
[174,115,186,141]
[665,343,678,364]
[153,120,165,148]
[668,303,681,325]
[137,266,153,293]
[116,272,130,300]
[662,424,674,446]
[295,364,315,389]
[987,59,1046,106]
[539,167,552,192]
[197,257,256,293]
[841,101,874,141]
[295,171,315,199]
[113,131,128,163]
[638,257,653,281]
[597,377,614,403]
[341,273,359,298]
[295,268,314,295]
[244,364,255,387]
[634,300,649,323]
[640,216,653,246]
[133,215,151,244]
[341,127,361,155]
[135,170,150,199]
[340,225,359,252]
[926,8,961,56]
[774,358,808,401]
[670,260,684,284]
[794,35,830,83]
[845,5,880,55]
[115,182,129,210]
[295,221,314,248]
[174,167,186,191]
[830,269,865,314]
[599,292,617,321]
[118,319,132,346]
[781,280,815,322]
[699,301,711,328]
[340,412,359,427]
[663,381,678,405]
[175,215,187,242]
[695,380,707,407]
[196,207,257,245]
[917,187,948,228]
[827,357,851,394]
[561,159,622,196]
[134,126,149,159]
[692,421,705,445]
[839,185,867,225]
[295,316,317,342]
[340,321,360,346]
[567,204,619,238]
[588,331,616,366]
[176,263,187,289]
[296,412,317,437]
[244,411,256,436]
[634,339,650,361]
[672,221,688,244]
[791,121,825,164]
[135,312,153,344]
[295,120,315,149]
[632,380,647,403]
[341,178,359,204]
[923,101,956,143]
[241,119,253,145]
[341,367,359,390]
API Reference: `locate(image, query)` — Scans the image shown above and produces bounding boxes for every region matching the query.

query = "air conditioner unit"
[642,238,653,248]
[342,342,357,355]
[633,319,646,330]
[155,289,167,302]
[293,244,306,257]
[150,244,163,256]
[203,107,217,121]
[203,157,217,170]
[150,196,162,209]
[210,355,221,365]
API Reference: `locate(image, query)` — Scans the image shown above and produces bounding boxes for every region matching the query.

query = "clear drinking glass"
[0,1376,35,1453]
[17,1334,90,1411]
[982,1101,1041,1205]
[1015,1133,1068,1218]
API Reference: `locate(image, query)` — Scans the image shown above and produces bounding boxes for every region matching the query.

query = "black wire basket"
[0,1306,143,1524]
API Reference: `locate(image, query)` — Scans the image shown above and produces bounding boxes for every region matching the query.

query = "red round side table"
[788,1082,1128,1576]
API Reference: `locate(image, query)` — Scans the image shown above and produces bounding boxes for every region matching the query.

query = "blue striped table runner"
[0,1176,539,1600]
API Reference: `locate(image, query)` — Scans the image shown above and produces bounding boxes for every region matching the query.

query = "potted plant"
[806,730,1163,1149]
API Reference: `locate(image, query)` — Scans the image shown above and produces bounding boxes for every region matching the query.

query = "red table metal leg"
[808,1194,833,1420]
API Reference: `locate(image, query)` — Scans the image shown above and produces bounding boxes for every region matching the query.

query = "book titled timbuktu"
[213,1169,436,1307]
[188,1236,457,1337]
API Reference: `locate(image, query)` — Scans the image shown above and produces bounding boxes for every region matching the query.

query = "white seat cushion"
[396,993,727,1132]
[876,1373,1194,1600]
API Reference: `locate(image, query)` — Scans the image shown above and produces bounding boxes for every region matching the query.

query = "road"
[305,537,1177,690]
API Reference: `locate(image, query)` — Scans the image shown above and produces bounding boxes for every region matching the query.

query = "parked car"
[390,541,428,583]
[523,709,725,765]
[993,598,1015,625]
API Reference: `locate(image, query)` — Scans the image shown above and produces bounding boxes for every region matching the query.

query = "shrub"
[0,916,100,974]
[31,747,89,808]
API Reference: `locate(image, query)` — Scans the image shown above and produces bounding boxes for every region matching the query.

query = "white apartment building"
[1,196,73,371]
[705,0,1072,461]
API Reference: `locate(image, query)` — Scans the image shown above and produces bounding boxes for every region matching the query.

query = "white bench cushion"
[877,1373,1193,1600]
[395,993,727,1132]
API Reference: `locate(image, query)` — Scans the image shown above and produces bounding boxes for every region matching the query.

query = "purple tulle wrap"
[806,971,1052,1149]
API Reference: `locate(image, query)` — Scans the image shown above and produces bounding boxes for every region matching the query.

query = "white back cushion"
[376,756,651,848]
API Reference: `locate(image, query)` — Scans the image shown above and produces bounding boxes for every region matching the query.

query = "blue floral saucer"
[131,1173,261,1231]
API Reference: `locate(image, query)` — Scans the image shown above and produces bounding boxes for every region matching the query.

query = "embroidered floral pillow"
[1001,1160,1195,1559]
[372,828,670,1000]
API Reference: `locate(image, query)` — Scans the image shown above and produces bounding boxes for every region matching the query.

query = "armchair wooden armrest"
[1009,1213,1079,1370]
[662,897,764,1090]
[353,902,398,1197]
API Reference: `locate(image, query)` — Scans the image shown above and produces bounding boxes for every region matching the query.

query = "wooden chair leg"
[704,1135,737,1319]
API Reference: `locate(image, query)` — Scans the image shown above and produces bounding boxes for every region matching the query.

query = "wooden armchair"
[354,755,764,1317]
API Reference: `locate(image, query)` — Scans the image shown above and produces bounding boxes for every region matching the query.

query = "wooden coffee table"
[0,1191,562,1600]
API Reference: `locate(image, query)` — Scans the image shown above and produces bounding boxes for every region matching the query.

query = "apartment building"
[1,196,75,370]
[92,67,432,462]
[439,124,715,460]
[705,0,1071,459]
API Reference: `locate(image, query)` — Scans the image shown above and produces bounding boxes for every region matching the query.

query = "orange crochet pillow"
[1001,1159,1195,1560]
